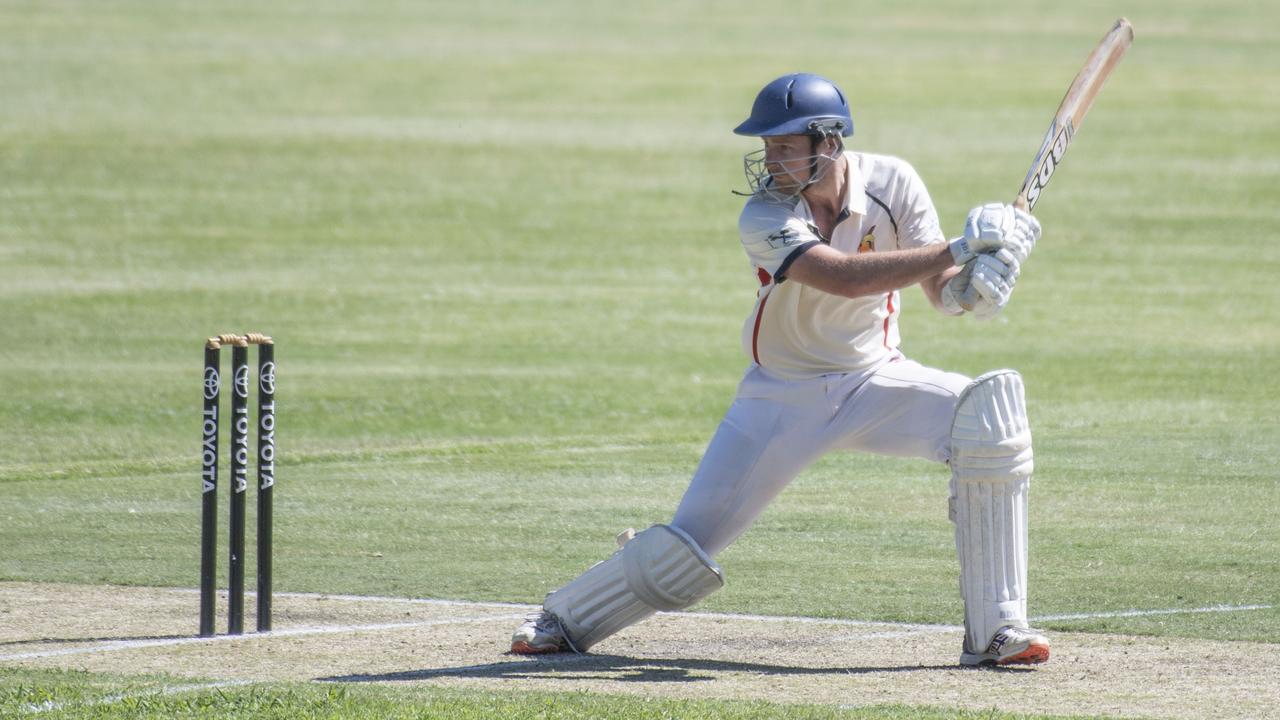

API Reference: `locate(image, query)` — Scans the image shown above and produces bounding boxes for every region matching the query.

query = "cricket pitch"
[2,582,1276,719]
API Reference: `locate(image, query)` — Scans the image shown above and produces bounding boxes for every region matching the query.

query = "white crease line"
[169,586,538,612]
[22,680,253,715]
[273,590,536,611]
[821,603,1276,638]
[165,588,953,629]
[193,588,1274,626]
[165,586,1273,627]
[828,604,1275,636]
[838,629,953,641]
[1033,604,1273,622]
[0,614,524,662]
[675,609,959,632]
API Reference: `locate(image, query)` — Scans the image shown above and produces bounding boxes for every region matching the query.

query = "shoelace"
[526,612,581,654]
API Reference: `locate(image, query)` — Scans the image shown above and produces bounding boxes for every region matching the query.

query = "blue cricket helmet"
[734,73,854,138]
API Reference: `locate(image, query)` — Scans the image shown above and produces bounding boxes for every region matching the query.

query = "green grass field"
[2,0,1277,717]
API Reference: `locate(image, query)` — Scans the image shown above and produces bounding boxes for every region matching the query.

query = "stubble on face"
[762,136,815,191]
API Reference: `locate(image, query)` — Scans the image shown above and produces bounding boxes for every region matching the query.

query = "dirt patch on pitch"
[2,582,1277,719]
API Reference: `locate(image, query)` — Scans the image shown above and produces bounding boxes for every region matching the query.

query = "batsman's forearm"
[787,243,956,299]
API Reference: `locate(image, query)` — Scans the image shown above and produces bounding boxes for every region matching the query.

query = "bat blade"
[1017,17,1134,211]
[959,18,1133,311]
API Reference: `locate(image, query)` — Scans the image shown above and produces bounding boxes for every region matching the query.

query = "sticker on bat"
[1025,119,1076,210]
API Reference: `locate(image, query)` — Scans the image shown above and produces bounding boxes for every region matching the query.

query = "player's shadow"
[0,634,187,647]
[318,653,971,684]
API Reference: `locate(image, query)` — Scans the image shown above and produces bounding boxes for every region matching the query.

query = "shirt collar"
[794,152,868,224]
[842,151,868,216]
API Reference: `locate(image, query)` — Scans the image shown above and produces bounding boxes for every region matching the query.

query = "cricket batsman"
[511,73,1049,666]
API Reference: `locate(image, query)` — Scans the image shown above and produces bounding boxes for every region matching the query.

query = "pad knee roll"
[544,524,724,651]
[950,369,1033,482]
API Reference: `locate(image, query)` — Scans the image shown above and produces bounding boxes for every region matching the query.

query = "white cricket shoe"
[960,625,1050,666]
[510,610,578,654]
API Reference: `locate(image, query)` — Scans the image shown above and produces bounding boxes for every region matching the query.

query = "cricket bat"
[961,18,1134,310]
[1016,17,1135,212]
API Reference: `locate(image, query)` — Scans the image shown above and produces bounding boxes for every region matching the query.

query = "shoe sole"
[510,640,567,655]
[997,642,1050,666]
[960,642,1051,667]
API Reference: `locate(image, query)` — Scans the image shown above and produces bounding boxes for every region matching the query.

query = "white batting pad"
[949,370,1034,654]
[544,524,723,651]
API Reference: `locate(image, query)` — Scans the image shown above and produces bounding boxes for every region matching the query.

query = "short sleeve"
[738,202,821,282]
[894,162,945,250]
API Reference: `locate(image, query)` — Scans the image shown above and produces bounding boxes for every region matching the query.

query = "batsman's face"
[762,135,821,190]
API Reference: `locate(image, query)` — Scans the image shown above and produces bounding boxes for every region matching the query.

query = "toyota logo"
[204,367,220,400]
[234,365,250,398]
[259,361,276,395]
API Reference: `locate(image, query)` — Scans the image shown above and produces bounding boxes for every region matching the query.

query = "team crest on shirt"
[858,225,876,253]
[764,227,803,249]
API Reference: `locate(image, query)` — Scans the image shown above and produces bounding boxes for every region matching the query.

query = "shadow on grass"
[316,653,992,684]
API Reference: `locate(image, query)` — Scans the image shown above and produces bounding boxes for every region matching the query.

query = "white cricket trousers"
[671,356,970,557]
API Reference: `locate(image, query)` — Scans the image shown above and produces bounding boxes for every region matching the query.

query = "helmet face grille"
[737,141,842,201]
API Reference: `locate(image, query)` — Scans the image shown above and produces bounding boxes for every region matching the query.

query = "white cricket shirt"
[738,151,945,380]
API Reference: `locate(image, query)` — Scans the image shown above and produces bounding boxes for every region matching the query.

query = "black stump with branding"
[228,340,250,635]
[256,340,275,632]
[199,344,221,638]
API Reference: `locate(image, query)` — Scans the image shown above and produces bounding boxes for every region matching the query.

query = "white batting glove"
[949,203,1016,265]
[940,267,971,315]
[969,250,1020,318]
[1006,208,1041,265]
[942,250,1020,316]
[969,294,1002,319]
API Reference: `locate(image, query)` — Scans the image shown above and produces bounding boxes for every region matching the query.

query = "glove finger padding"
[1008,209,1040,265]
[1013,208,1041,242]
[989,249,1021,280]
[970,253,1016,307]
